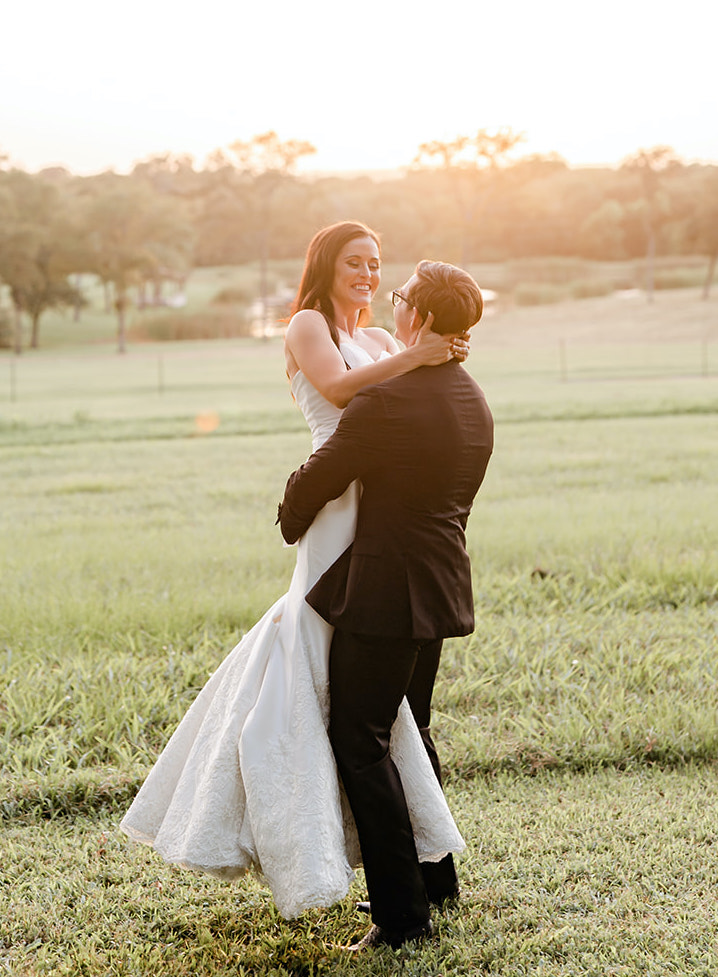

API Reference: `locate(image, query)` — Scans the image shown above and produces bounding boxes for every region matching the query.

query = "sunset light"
[3,1,718,969]
[3,0,717,175]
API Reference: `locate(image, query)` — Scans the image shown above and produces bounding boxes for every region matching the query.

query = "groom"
[279,260,493,950]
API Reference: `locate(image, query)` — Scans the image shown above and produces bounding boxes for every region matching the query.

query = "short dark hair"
[291,221,381,347]
[405,260,483,335]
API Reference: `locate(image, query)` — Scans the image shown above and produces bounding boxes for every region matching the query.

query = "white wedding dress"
[120,339,465,918]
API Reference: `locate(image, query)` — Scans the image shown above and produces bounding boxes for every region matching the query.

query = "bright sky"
[3,0,716,175]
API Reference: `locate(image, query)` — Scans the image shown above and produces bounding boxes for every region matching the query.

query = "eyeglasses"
[391,289,412,307]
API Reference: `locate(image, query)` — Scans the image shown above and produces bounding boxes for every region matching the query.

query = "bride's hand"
[414,314,471,365]
[451,331,471,362]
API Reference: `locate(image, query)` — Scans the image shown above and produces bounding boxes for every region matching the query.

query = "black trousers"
[328,629,458,931]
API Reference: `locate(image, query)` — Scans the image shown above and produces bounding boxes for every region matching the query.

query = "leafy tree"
[577,199,627,259]
[131,153,203,198]
[497,158,598,259]
[413,128,524,263]
[0,227,34,354]
[223,132,316,333]
[82,177,194,352]
[621,147,677,301]
[0,170,83,351]
[192,158,260,266]
[683,169,718,299]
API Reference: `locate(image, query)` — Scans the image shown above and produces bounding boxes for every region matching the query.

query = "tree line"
[1,131,716,353]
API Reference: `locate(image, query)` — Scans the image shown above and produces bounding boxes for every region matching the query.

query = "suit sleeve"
[279,386,384,544]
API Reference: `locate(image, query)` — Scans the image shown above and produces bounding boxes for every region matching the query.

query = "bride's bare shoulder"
[284,309,346,381]
[362,326,400,354]
[286,309,327,338]
[285,310,337,366]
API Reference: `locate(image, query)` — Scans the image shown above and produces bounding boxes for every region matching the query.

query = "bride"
[120,221,467,919]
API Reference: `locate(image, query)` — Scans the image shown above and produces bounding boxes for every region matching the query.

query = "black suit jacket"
[279,361,493,640]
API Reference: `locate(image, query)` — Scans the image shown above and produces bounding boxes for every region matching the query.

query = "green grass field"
[1,285,717,974]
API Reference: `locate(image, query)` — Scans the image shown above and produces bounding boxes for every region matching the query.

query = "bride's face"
[329,236,381,316]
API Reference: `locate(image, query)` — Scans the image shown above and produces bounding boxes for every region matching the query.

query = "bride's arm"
[285,310,458,409]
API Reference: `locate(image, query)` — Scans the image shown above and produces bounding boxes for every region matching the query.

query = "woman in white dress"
[120,221,467,919]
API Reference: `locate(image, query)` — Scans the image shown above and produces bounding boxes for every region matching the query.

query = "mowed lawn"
[1,289,717,975]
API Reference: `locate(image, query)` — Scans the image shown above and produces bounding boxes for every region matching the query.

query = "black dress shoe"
[345,920,434,951]
[430,885,460,907]
[356,888,459,915]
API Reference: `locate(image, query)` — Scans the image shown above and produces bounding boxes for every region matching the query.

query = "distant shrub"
[507,257,589,285]
[129,310,253,342]
[212,287,253,305]
[514,279,613,305]
[653,268,705,290]
[570,279,614,299]
[611,275,639,291]
[0,308,12,348]
[513,283,568,306]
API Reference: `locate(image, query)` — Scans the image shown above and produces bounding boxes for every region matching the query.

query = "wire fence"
[2,337,716,410]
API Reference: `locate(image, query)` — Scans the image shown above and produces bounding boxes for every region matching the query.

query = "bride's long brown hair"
[291,221,381,348]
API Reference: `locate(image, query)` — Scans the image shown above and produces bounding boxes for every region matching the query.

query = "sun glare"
[1,0,716,174]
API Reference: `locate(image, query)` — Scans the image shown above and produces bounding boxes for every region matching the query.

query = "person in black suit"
[279,259,493,951]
